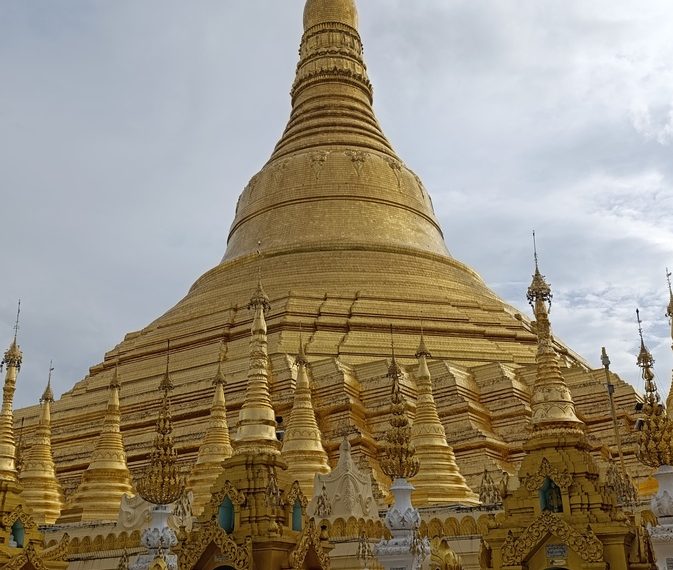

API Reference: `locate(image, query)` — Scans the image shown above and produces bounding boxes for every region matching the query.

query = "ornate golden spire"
[410,332,479,505]
[277,0,386,160]
[636,309,672,468]
[19,362,65,524]
[0,300,22,483]
[233,280,280,454]
[526,234,583,430]
[281,332,330,498]
[137,342,184,505]
[380,330,419,481]
[61,361,133,521]
[223,0,448,263]
[187,338,234,516]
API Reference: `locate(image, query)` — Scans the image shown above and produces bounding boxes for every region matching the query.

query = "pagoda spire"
[410,331,479,505]
[137,342,184,506]
[281,332,330,498]
[636,309,672,468]
[19,362,65,524]
[272,0,393,160]
[233,279,280,454]
[0,301,22,484]
[380,331,419,481]
[187,338,234,516]
[60,361,133,522]
[223,0,449,264]
[526,234,583,431]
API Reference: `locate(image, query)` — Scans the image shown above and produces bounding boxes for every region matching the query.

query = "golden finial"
[636,309,655,371]
[248,278,271,313]
[214,338,227,387]
[416,321,430,359]
[2,300,22,372]
[303,0,359,32]
[635,309,671,468]
[41,361,55,403]
[110,360,121,391]
[296,325,308,367]
[380,326,419,480]
[136,340,184,505]
[526,231,552,311]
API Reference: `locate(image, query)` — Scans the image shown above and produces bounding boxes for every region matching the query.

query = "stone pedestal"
[649,465,673,570]
[374,478,430,570]
[131,505,177,570]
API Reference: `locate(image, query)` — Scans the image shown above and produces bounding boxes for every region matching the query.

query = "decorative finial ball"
[303,0,359,31]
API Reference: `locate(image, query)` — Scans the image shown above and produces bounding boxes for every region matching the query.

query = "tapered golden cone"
[281,340,330,498]
[19,373,64,524]
[410,338,479,505]
[187,349,233,516]
[526,255,583,431]
[234,280,280,454]
[60,365,133,522]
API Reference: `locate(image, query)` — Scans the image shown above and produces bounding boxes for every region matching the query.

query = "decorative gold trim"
[501,511,603,565]
[288,518,330,570]
[2,543,48,570]
[177,519,252,570]
[2,504,37,530]
[286,480,308,509]
[209,480,246,509]
[524,458,572,491]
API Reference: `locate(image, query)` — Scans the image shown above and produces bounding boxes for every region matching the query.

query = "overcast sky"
[1,1,672,409]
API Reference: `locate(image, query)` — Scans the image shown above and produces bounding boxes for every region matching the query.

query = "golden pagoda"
[176,284,330,570]
[18,365,65,524]
[281,337,331,498]
[0,314,69,570]
[483,256,655,570]
[186,340,234,516]
[410,334,479,505]
[14,0,649,517]
[59,363,133,522]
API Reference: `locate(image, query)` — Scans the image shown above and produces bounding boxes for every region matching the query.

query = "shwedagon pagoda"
[1,1,672,569]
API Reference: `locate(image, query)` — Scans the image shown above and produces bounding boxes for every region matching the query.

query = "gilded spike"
[281,335,330,498]
[0,303,23,484]
[187,338,234,516]
[526,238,583,430]
[380,340,419,481]
[410,334,479,505]
[19,363,64,524]
[636,309,672,468]
[234,280,280,454]
[60,361,133,521]
[137,343,184,505]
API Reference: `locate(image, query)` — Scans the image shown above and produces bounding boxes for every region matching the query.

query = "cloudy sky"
[1,1,672,408]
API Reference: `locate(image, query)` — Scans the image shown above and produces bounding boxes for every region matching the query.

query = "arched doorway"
[213,566,236,570]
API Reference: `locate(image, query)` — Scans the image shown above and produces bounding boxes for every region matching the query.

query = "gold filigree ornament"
[177,519,252,570]
[136,341,184,505]
[501,511,603,566]
[288,518,330,570]
[635,309,673,468]
[524,458,572,492]
[379,344,419,481]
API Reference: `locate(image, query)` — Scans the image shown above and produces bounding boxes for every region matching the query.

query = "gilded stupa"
[15,0,648,505]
